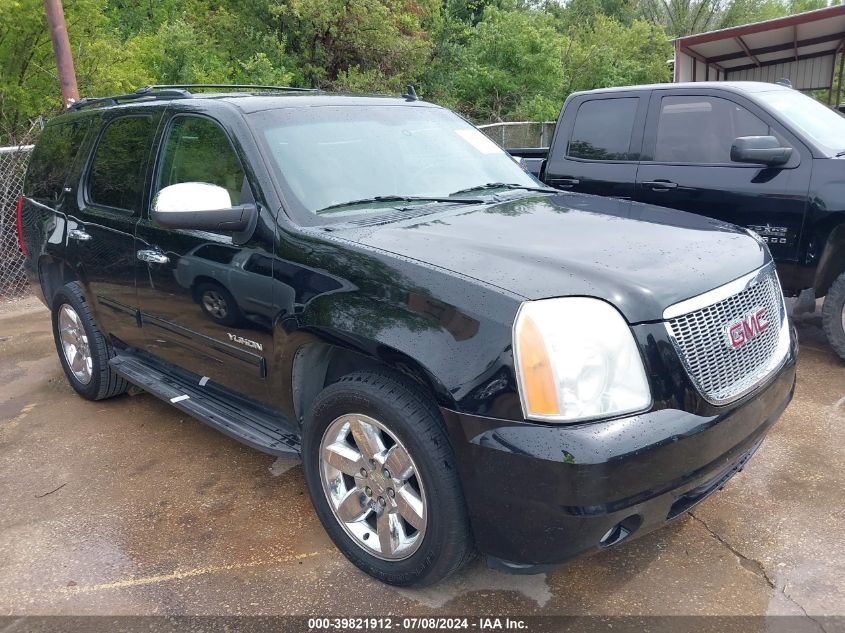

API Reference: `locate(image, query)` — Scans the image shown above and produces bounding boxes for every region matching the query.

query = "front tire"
[822,272,845,361]
[302,371,474,586]
[51,281,127,401]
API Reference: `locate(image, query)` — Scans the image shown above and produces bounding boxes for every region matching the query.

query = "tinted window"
[25,119,91,201]
[88,117,153,211]
[243,253,273,276]
[654,96,772,164]
[194,244,239,264]
[568,98,638,161]
[157,116,245,206]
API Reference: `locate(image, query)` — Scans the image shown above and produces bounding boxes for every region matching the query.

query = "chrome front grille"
[665,263,789,405]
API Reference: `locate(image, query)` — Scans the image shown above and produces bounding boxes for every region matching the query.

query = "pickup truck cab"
[18,85,797,586]
[516,81,845,360]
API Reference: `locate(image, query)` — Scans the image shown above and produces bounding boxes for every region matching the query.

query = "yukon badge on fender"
[227,333,263,351]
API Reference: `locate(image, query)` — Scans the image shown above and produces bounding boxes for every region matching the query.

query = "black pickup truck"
[18,85,796,586]
[513,81,845,360]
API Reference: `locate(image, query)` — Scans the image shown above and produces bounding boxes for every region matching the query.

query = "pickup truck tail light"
[15,196,27,256]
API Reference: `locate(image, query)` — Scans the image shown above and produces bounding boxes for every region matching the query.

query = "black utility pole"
[43,0,79,109]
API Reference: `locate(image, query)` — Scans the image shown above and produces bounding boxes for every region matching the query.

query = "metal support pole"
[43,0,79,109]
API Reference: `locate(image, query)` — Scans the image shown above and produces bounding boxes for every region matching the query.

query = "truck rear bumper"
[440,345,796,570]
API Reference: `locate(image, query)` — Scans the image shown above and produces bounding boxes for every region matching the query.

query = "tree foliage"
[0,0,835,142]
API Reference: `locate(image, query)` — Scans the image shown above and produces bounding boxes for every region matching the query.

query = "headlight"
[513,297,651,422]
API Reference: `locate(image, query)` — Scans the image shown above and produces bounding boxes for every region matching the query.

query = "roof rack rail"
[66,83,318,112]
[67,88,191,112]
[138,84,318,93]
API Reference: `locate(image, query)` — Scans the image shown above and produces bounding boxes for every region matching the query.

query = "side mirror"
[152,182,257,232]
[730,136,793,166]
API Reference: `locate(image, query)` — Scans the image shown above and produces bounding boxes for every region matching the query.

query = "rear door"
[134,111,276,405]
[71,111,162,345]
[634,90,811,263]
[544,92,647,198]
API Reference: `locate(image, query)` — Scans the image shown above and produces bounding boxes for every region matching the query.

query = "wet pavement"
[0,296,843,624]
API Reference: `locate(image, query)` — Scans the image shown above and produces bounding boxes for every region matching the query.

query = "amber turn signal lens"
[515,314,559,416]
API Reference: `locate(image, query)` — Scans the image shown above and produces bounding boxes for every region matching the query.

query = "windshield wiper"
[449,182,559,196]
[317,195,485,214]
[836,150,845,157]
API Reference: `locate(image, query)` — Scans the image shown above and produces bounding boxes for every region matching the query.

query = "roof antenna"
[775,78,792,88]
[403,84,418,101]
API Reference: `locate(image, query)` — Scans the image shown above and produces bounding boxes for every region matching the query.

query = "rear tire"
[822,272,845,361]
[51,281,127,401]
[302,371,474,586]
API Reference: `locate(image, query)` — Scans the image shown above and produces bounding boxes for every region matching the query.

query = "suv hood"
[333,193,769,323]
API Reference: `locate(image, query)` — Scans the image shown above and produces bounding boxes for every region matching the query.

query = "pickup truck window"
[157,116,245,206]
[654,96,771,164]
[88,116,153,213]
[756,88,845,156]
[250,106,537,219]
[567,98,638,161]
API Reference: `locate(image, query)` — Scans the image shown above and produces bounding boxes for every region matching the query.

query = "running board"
[110,353,301,457]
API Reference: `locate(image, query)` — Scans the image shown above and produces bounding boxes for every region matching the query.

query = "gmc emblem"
[725,307,769,349]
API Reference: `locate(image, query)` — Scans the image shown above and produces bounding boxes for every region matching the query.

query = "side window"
[654,96,776,164]
[25,119,91,201]
[567,98,639,161]
[156,116,245,206]
[88,116,153,212]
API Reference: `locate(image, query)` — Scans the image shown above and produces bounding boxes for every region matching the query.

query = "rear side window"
[653,96,774,164]
[25,119,91,201]
[88,116,154,212]
[567,98,638,161]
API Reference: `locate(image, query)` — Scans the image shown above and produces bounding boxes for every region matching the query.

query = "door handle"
[642,180,678,191]
[68,228,92,242]
[548,178,580,188]
[136,249,170,265]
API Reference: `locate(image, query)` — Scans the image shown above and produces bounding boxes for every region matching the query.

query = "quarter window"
[156,116,245,206]
[568,98,639,161]
[25,119,91,202]
[88,116,153,212]
[654,96,775,164]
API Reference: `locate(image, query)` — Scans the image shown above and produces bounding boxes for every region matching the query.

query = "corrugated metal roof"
[674,5,845,91]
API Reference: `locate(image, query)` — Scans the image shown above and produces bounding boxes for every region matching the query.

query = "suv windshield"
[757,89,845,155]
[249,105,539,220]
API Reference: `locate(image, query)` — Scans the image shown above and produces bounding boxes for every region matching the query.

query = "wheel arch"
[290,338,455,427]
[813,221,845,297]
[38,254,84,305]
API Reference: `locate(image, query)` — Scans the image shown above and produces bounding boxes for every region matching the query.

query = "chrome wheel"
[202,290,228,319]
[319,414,427,560]
[58,304,92,385]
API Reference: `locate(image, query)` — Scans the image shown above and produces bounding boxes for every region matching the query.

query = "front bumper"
[440,339,797,570]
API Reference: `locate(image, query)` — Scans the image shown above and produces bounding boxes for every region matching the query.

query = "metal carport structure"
[674,4,845,103]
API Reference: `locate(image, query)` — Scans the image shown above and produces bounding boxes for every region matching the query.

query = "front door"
[634,92,811,264]
[134,113,276,405]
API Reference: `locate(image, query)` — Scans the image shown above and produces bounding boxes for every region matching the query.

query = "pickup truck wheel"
[302,371,474,586]
[51,282,127,401]
[822,272,845,361]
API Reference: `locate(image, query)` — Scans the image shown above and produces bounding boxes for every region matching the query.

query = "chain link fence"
[0,143,34,299]
[477,121,556,149]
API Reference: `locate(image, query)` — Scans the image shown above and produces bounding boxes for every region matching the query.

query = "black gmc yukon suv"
[18,85,797,586]
[513,81,845,360]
